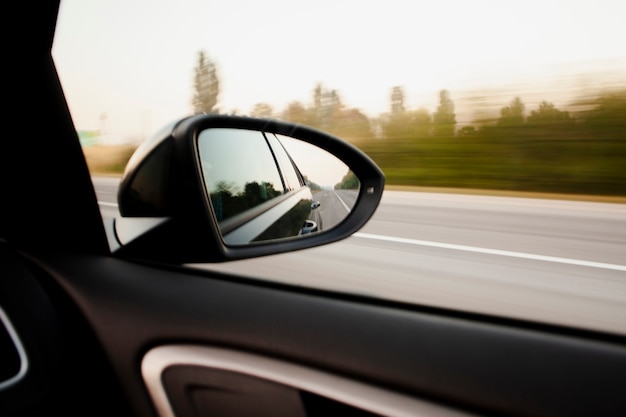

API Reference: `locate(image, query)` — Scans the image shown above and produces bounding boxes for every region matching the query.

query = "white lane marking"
[332,191,352,213]
[98,200,626,272]
[354,232,626,272]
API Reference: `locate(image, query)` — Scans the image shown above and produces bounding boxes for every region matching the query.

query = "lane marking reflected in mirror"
[333,191,352,213]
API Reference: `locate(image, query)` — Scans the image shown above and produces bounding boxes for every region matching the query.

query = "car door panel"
[20,251,626,417]
[0,247,131,417]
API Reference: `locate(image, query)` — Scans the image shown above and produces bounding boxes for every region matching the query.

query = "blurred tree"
[499,97,525,126]
[383,86,410,139]
[313,83,322,110]
[278,84,372,140]
[251,102,274,118]
[382,113,406,139]
[281,101,310,125]
[527,101,570,125]
[308,84,344,130]
[332,108,373,141]
[321,89,343,129]
[411,108,432,138]
[390,86,405,115]
[312,83,323,126]
[457,125,478,137]
[433,90,456,137]
[581,90,626,139]
[192,51,219,114]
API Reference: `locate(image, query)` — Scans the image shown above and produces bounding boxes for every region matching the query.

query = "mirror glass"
[197,128,360,246]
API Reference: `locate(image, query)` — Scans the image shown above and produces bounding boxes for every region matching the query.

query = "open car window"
[53,0,626,336]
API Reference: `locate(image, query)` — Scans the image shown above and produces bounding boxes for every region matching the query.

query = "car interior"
[2,2,625,417]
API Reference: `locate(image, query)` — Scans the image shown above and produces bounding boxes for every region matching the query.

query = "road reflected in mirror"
[198,128,359,246]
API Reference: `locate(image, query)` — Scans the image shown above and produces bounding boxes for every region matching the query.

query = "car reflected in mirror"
[197,128,359,246]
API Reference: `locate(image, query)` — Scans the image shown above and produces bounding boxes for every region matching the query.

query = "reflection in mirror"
[197,128,359,246]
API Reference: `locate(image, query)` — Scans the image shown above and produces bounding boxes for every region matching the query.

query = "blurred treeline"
[334,171,359,190]
[257,85,626,197]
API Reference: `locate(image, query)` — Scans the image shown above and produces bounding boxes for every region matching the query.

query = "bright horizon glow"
[278,135,351,188]
[53,0,626,144]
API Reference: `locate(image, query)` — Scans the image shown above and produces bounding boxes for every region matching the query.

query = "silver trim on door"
[0,306,29,390]
[142,344,477,417]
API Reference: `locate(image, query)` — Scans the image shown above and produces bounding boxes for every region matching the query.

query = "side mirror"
[114,114,384,263]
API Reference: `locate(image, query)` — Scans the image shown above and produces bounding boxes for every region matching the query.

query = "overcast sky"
[53,0,626,143]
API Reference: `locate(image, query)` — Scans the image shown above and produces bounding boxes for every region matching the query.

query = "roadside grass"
[82,144,136,175]
[82,141,626,204]
[358,135,626,199]
[384,184,626,204]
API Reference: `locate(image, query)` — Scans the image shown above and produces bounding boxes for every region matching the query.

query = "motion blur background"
[60,0,626,335]
[53,0,626,199]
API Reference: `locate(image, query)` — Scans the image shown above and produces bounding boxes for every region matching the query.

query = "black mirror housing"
[115,114,384,263]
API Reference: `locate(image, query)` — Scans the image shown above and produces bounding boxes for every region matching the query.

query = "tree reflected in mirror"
[211,180,282,224]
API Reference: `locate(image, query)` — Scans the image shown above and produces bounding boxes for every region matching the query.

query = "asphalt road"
[311,189,358,231]
[92,176,626,335]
